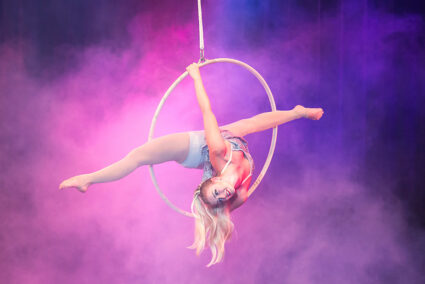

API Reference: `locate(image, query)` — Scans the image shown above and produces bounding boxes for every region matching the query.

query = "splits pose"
[59,63,324,266]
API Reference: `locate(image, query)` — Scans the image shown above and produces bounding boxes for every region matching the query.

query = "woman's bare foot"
[294,105,324,120]
[59,174,91,193]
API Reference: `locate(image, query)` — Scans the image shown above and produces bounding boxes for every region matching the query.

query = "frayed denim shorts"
[179,130,254,184]
[180,131,205,169]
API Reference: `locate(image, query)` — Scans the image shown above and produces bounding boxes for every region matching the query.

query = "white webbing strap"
[220,146,233,175]
[197,0,205,62]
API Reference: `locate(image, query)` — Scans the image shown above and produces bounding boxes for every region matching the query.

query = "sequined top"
[201,130,254,182]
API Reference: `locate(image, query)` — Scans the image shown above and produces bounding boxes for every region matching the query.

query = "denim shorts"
[180,131,205,169]
[179,130,254,183]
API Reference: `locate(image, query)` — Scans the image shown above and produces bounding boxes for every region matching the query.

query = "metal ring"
[148,58,278,217]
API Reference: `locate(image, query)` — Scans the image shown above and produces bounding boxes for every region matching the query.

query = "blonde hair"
[188,180,234,267]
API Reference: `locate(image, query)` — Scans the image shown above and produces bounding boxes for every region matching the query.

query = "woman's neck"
[219,166,240,188]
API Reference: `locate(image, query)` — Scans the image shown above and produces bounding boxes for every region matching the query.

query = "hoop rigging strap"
[197,0,205,62]
[148,58,278,217]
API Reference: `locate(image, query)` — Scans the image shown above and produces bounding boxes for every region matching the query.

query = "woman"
[59,63,324,266]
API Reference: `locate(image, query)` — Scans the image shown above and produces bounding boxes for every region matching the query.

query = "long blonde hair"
[188,179,234,267]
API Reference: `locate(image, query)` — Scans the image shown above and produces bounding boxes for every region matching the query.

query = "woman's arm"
[186,63,227,160]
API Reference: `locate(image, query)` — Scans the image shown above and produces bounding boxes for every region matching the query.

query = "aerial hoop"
[148,58,278,217]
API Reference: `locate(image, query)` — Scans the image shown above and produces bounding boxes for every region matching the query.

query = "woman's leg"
[221,105,323,137]
[125,132,190,166]
[59,132,190,192]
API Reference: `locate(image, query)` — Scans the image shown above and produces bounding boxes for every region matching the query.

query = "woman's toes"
[306,108,324,120]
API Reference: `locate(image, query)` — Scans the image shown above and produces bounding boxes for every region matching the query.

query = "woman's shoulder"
[229,175,251,212]
[229,183,249,211]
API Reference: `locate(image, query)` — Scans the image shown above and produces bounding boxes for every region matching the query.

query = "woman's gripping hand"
[186,63,202,81]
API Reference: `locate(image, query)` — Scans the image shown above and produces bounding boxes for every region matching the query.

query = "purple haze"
[1,1,424,283]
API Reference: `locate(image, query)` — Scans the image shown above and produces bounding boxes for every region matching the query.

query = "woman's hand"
[186,63,202,81]
[59,174,92,193]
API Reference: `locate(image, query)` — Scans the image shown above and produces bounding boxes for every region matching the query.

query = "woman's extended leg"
[221,105,323,137]
[59,132,190,192]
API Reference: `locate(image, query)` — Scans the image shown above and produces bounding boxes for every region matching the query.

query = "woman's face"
[203,178,235,206]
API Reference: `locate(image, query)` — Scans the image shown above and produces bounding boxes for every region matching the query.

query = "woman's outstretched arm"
[186,63,227,161]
